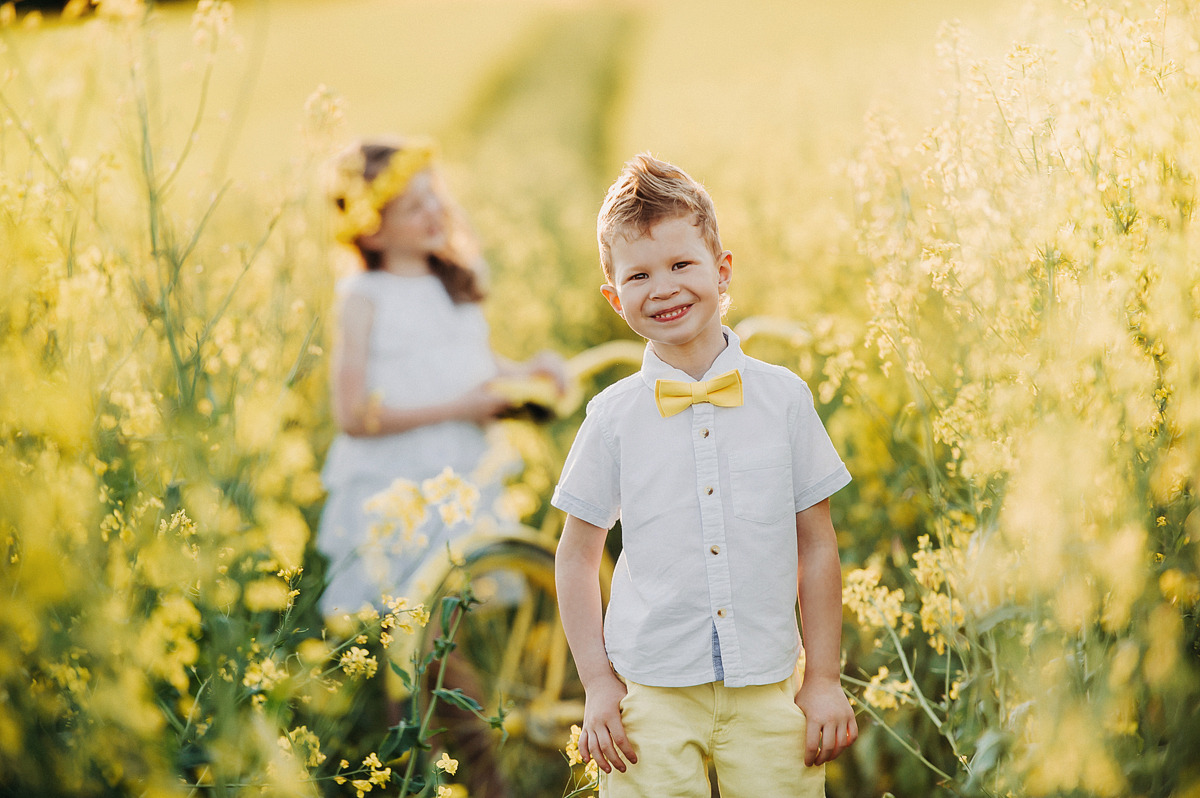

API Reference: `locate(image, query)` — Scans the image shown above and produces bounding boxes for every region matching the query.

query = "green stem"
[849,686,955,784]
[396,597,467,797]
[873,597,971,773]
[841,673,919,703]
[158,34,220,197]
[878,604,945,732]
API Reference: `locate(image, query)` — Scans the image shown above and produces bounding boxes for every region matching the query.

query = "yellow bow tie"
[654,370,744,418]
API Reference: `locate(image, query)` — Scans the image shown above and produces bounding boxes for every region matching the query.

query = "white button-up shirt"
[552,329,851,688]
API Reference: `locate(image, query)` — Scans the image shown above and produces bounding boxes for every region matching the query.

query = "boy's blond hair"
[597,153,723,282]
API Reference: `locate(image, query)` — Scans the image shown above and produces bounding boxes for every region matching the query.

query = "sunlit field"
[2,1,1199,797]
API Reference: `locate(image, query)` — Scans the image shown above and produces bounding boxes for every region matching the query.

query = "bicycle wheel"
[418,533,584,798]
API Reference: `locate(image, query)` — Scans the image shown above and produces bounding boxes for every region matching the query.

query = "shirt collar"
[638,326,747,391]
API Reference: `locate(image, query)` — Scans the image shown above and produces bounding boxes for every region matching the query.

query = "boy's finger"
[831,719,857,761]
[610,723,638,765]
[579,729,592,765]
[585,727,616,772]
[822,722,852,764]
[804,720,821,766]
[594,729,628,773]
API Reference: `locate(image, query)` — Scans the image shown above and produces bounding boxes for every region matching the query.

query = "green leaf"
[965,728,1011,792]
[440,595,460,635]
[388,658,413,690]
[378,729,401,762]
[388,718,430,752]
[433,688,483,712]
[974,604,1023,634]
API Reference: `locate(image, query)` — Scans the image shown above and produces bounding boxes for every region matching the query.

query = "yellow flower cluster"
[136,595,202,692]
[279,725,326,770]
[423,466,482,527]
[243,655,288,693]
[338,646,379,680]
[842,567,913,639]
[330,138,437,244]
[335,752,392,795]
[910,533,966,654]
[566,724,583,766]
[379,594,431,645]
[365,479,429,550]
[839,3,1200,794]
[917,592,964,657]
[564,724,600,790]
[363,468,483,580]
[863,666,914,711]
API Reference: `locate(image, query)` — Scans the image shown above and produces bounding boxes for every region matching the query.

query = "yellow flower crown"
[331,138,437,245]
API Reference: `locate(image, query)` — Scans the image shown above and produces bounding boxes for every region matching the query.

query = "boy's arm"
[555,514,638,773]
[794,498,859,766]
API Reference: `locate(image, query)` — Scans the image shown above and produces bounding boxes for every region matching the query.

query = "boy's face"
[601,215,732,365]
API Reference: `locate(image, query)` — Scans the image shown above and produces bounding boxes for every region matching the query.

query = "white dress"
[317,270,500,617]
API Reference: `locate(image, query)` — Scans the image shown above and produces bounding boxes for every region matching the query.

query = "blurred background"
[4,2,1199,798]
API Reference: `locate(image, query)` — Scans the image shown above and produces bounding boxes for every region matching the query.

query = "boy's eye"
[628,272,648,282]
[672,261,691,270]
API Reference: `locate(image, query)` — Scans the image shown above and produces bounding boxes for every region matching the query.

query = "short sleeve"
[790,382,852,512]
[551,402,621,529]
[334,274,380,318]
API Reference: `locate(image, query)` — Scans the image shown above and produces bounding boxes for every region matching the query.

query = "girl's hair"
[339,140,485,304]
[596,152,723,282]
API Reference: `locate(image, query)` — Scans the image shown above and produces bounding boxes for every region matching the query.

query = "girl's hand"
[529,350,570,395]
[794,675,858,766]
[580,673,637,774]
[454,388,512,424]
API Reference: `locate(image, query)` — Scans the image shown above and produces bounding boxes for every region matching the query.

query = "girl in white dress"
[318,137,562,619]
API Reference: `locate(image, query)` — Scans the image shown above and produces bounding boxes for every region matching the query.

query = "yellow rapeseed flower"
[566,724,583,766]
[339,647,378,680]
[243,577,292,613]
[863,666,914,711]
[843,568,913,635]
[280,725,326,769]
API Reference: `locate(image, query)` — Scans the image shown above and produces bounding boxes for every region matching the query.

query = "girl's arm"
[331,292,509,437]
[794,498,859,766]
[555,514,637,773]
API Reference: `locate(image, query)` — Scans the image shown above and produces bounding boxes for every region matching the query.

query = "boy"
[553,154,858,798]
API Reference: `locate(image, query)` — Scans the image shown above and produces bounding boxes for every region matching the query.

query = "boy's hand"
[580,673,637,773]
[795,675,858,766]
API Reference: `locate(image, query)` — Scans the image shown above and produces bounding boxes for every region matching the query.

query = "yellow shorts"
[600,672,825,798]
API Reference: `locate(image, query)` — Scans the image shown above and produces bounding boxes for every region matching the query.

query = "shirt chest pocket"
[728,446,794,525]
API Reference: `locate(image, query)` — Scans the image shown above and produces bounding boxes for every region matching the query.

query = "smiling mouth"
[651,305,691,322]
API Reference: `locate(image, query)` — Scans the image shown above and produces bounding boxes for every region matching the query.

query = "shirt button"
[705,486,714,496]
[710,545,720,555]
[716,608,727,618]
[701,428,710,438]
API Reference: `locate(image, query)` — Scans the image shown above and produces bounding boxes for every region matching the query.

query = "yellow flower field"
[1,1,1198,797]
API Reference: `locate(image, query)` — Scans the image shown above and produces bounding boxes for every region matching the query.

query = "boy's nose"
[649,275,680,299]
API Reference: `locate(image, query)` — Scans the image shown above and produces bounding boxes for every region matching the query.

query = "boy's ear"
[600,284,623,315]
[717,250,733,293]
